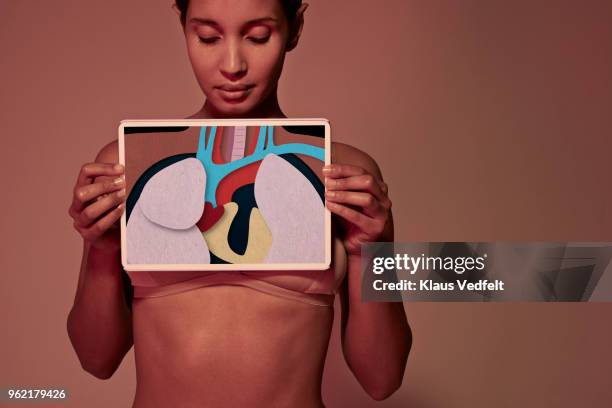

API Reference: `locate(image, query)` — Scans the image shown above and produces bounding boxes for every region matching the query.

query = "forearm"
[342,254,411,399]
[67,244,133,378]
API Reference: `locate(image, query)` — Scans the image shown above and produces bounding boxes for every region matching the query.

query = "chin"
[211,98,259,117]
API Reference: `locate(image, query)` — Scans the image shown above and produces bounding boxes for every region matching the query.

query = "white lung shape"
[126,158,210,264]
[139,157,206,229]
[254,154,325,263]
[127,203,210,264]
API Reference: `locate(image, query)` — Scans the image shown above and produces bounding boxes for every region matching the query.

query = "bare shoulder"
[95,140,119,164]
[331,141,383,179]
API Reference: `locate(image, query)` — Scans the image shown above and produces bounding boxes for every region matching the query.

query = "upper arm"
[333,141,395,333]
[74,141,118,292]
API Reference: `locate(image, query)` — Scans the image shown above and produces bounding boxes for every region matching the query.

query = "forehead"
[188,0,284,26]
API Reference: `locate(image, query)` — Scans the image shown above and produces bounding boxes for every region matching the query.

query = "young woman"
[67,1,411,406]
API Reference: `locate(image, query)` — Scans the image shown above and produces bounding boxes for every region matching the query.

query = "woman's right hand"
[68,162,127,251]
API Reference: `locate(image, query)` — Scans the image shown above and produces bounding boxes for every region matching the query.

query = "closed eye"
[199,36,221,44]
[247,35,270,44]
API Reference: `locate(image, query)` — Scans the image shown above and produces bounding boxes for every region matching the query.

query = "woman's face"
[183,0,291,116]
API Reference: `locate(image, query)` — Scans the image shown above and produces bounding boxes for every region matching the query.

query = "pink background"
[1,0,612,406]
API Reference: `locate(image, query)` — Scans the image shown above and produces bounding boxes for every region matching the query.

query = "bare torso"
[131,284,334,408]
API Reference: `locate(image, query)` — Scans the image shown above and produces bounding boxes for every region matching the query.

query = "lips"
[216,84,255,103]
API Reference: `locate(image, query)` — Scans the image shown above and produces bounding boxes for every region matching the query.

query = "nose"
[220,38,247,81]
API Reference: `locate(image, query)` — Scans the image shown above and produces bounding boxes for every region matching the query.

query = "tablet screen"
[119,119,331,271]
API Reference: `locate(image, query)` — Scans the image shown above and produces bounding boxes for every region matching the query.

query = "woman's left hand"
[323,164,392,256]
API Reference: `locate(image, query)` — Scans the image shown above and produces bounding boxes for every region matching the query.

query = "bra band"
[132,273,335,307]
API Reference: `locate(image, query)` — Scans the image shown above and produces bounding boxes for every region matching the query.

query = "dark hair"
[175,0,302,26]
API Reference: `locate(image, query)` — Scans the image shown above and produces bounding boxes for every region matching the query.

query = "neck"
[190,87,286,119]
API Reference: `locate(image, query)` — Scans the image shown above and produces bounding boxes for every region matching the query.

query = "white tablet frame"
[118,118,331,271]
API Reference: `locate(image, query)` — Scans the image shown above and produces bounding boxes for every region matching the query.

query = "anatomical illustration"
[124,125,326,266]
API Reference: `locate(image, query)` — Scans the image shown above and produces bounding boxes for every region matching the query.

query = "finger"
[76,188,126,228]
[76,162,124,187]
[325,190,382,217]
[78,203,126,242]
[72,177,125,213]
[322,164,367,179]
[326,174,386,201]
[326,201,378,232]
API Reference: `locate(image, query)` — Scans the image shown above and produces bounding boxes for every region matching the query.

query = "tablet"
[118,119,331,271]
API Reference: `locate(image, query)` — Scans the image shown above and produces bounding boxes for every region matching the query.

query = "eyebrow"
[189,17,278,28]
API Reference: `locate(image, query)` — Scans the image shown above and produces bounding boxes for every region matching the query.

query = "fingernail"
[114,163,124,171]
[113,177,124,185]
[326,191,336,198]
[117,188,126,197]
